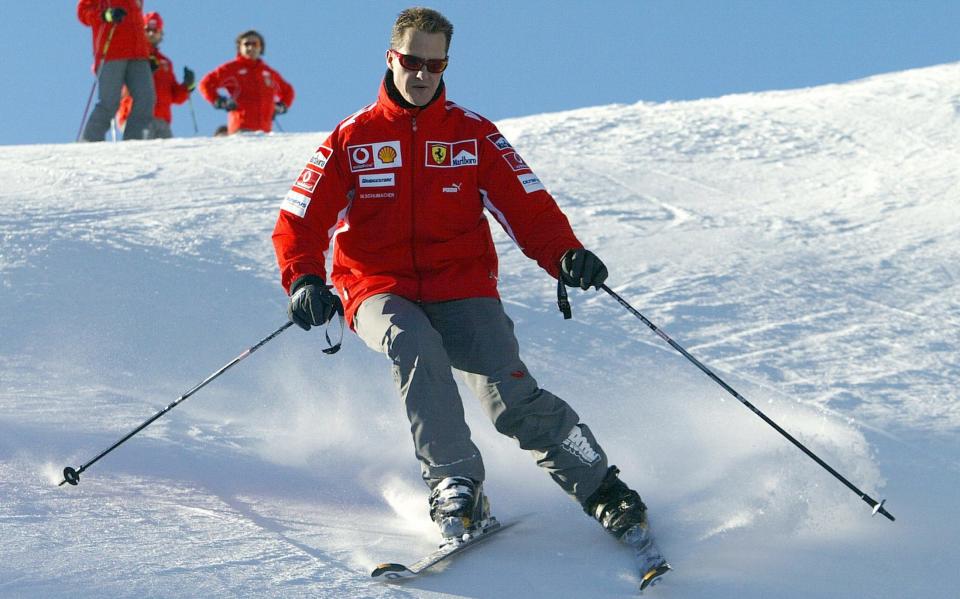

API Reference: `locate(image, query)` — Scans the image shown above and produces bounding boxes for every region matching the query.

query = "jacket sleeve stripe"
[480,188,523,250]
[329,201,353,245]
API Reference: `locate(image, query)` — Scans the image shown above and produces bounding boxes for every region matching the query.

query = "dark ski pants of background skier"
[82,59,155,142]
[120,118,173,140]
[355,294,609,503]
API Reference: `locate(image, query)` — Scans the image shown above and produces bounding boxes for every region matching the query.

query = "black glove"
[559,248,608,290]
[213,96,237,111]
[149,55,160,72]
[274,102,288,115]
[102,7,126,23]
[288,275,343,331]
[182,67,195,90]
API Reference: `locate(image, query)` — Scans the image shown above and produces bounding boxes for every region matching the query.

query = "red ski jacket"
[116,48,189,125]
[77,0,151,70]
[198,56,294,134]
[272,79,583,326]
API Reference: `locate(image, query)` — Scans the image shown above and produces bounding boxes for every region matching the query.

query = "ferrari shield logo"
[430,144,448,165]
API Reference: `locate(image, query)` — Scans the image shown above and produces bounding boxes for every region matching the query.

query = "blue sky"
[2,1,958,146]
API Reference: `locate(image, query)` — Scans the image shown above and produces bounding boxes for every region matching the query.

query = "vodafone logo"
[294,167,321,193]
[351,147,371,168]
[502,151,529,172]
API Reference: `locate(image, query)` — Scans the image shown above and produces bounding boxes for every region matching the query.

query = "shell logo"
[378,145,398,164]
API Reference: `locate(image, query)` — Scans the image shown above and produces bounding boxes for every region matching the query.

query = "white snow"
[2,62,958,598]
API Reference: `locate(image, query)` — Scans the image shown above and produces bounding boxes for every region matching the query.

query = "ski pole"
[59,321,294,486]
[187,95,199,134]
[273,116,285,133]
[599,284,895,522]
[76,23,118,142]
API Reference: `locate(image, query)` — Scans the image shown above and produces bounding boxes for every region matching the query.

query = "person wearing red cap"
[116,11,195,138]
[77,0,155,141]
[199,30,295,134]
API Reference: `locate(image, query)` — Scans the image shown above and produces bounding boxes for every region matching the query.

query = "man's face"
[387,29,447,106]
[239,36,262,60]
[145,28,162,48]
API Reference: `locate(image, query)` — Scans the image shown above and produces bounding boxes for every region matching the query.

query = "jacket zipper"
[410,115,422,302]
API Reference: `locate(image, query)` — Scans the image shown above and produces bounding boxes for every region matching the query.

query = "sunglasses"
[241,40,261,48]
[389,49,448,74]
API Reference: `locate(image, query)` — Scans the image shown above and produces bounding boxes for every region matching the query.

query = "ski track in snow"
[1,63,959,598]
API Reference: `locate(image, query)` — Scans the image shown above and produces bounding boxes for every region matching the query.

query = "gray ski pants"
[82,59,155,142]
[147,118,173,139]
[119,118,173,140]
[354,294,609,503]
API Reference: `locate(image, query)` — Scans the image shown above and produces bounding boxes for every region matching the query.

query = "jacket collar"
[377,70,447,122]
[234,55,262,67]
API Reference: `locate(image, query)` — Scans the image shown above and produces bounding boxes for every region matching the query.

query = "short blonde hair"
[391,7,454,53]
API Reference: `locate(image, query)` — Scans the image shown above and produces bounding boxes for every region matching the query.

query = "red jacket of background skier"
[199,56,294,134]
[76,0,151,70]
[117,47,189,126]
[272,79,583,326]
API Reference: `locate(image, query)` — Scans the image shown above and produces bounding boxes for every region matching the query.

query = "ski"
[639,560,671,592]
[623,523,672,592]
[371,517,513,580]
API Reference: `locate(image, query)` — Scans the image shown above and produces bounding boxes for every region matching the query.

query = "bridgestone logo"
[562,426,601,465]
[359,173,395,187]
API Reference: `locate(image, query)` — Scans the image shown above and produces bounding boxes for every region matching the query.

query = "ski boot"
[583,466,671,591]
[429,476,492,545]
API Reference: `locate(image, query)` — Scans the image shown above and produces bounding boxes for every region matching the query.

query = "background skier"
[76,0,155,141]
[115,11,194,139]
[199,30,294,134]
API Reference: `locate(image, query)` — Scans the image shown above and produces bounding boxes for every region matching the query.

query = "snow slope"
[1,62,958,598]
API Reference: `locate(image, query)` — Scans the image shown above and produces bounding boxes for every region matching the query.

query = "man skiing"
[199,30,294,134]
[76,0,155,141]
[116,11,194,139]
[272,6,669,588]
